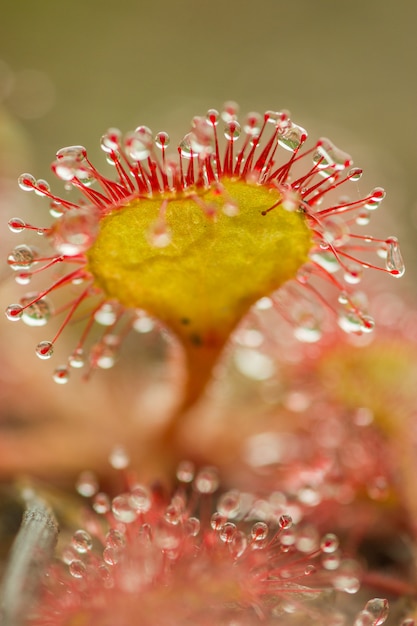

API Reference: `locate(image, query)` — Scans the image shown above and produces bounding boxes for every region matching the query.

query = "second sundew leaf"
[87,180,312,405]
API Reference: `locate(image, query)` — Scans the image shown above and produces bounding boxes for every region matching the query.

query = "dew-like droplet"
[61,546,78,565]
[51,158,80,182]
[365,187,385,210]
[132,313,154,333]
[194,466,219,494]
[217,490,241,518]
[338,310,374,335]
[18,173,36,191]
[154,518,182,551]
[8,218,26,233]
[72,529,93,554]
[50,203,64,218]
[251,521,269,542]
[8,244,37,271]
[211,512,227,531]
[100,128,122,154]
[21,296,52,327]
[243,112,262,136]
[34,179,51,197]
[256,296,273,310]
[103,546,120,566]
[356,209,371,225]
[293,313,322,343]
[363,599,389,625]
[224,121,241,142]
[179,134,197,160]
[219,522,237,543]
[296,525,319,552]
[320,533,339,553]
[222,200,239,216]
[155,131,169,149]
[322,216,350,247]
[35,340,54,360]
[280,528,296,546]
[105,529,126,549]
[344,263,363,285]
[230,530,248,558]
[385,236,405,277]
[206,108,219,126]
[53,366,70,384]
[313,138,352,173]
[91,338,119,369]
[68,349,85,369]
[354,611,375,626]
[76,471,98,497]
[165,504,182,525]
[176,460,195,483]
[147,218,172,248]
[310,250,340,274]
[279,514,293,529]
[125,126,153,161]
[93,492,110,515]
[278,122,308,152]
[130,485,151,513]
[349,167,363,182]
[234,347,275,381]
[51,207,100,256]
[56,145,87,161]
[112,494,137,523]
[15,272,32,285]
[69,560,87,579]
[322,551,341,571]
[333,558,361,594]
[184,517,200,537]
[5,304,23,321]
[94,303,119,326]
[221,101,239,123]
[109,446,130,469]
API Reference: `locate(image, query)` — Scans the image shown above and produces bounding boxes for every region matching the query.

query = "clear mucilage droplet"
[8,245,37,271]
[363,598,389,625]
[35,340,54,360]
[385,236,405,277]
[51,207,100,256]
[18,173,36,191]
[224,121,241,142]
[71,529,93,554]
[313,138,352,175]
[20,295,52,327]
[53,366,70,384]
[125,126,153,161]
[5,304,23,322]
[56,145,87,161]
[278,121,308,152]
[8,218,26,233]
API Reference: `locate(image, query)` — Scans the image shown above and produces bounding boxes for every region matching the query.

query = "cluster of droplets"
[239,414,399,561]
[5,103,404,382]
[28,454,399,626]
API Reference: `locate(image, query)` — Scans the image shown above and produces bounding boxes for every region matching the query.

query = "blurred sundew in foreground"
[5,455,417,626]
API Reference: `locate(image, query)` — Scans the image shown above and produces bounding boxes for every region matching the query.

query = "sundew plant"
[2,103,414,626]
[5,103,404,410]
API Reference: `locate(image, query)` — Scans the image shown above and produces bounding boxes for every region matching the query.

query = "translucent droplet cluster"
[28,459,388,626]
